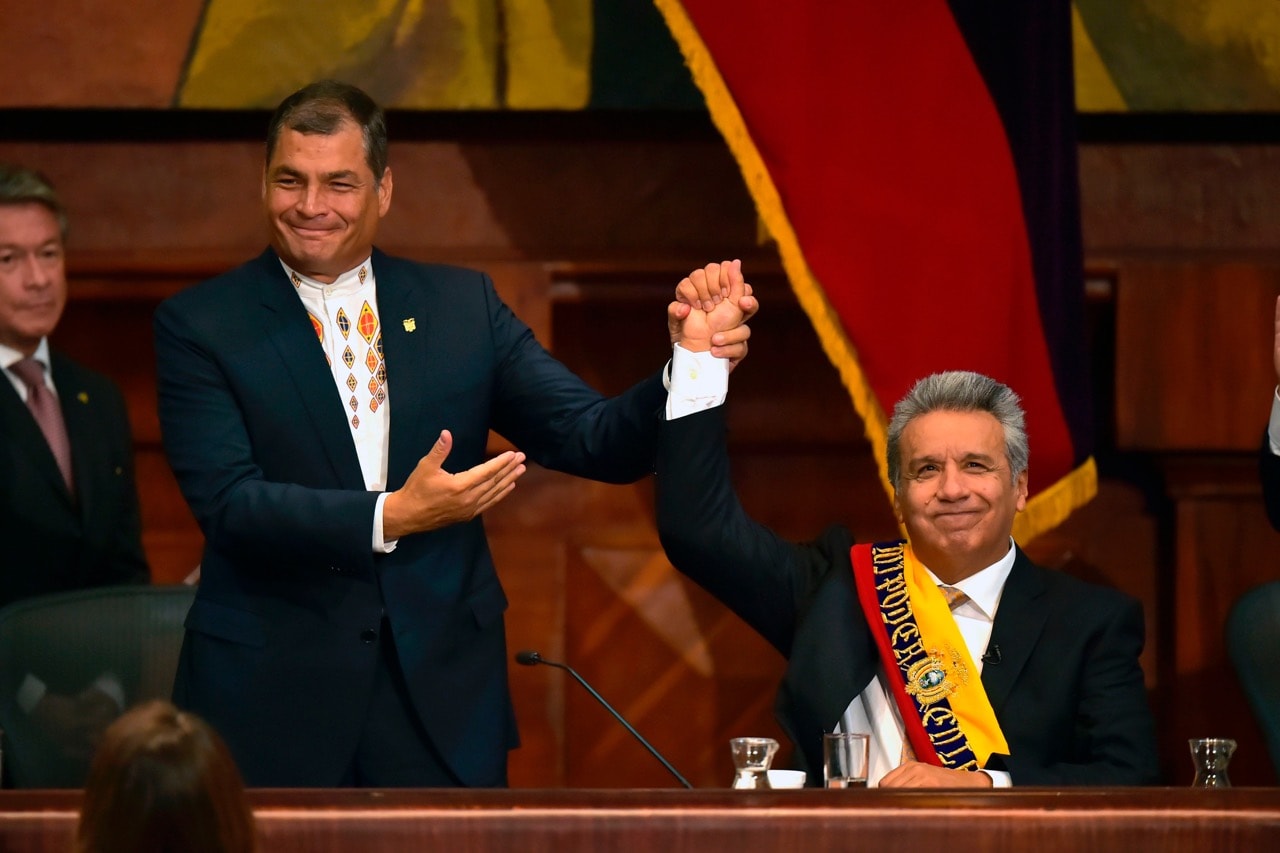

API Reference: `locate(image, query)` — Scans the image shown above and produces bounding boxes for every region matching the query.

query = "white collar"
[279,257,374,295]
[0,338,51,373]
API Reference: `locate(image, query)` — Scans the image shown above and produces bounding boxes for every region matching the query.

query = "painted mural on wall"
[1,0,1276,111]
[1074,0,1280,111]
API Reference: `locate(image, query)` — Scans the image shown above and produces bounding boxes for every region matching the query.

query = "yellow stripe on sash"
[903,546,1010,766]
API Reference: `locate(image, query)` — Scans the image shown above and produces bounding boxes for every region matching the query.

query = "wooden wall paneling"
[485,467,572,788]
[1163,456,1280,785]
[564,531,786,789]
[1114,261,1279,451]
[53,268,209,583]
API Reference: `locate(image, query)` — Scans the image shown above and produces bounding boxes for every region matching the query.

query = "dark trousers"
[341,618,461,787]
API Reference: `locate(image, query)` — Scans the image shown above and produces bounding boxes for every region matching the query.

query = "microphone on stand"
[514,649,693,789]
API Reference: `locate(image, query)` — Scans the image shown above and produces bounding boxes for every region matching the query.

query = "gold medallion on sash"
[904,644,969,706]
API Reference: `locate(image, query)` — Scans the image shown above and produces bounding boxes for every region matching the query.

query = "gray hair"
[0,164,68,239]
[266,80,388,180]
[886,370,1028,491]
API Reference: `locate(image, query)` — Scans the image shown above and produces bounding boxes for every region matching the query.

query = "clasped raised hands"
[668,259,758,367]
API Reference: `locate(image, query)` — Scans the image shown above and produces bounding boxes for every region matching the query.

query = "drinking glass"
[823,732,869,788]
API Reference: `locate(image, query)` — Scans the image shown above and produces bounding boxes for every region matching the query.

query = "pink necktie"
[10,358,75,495]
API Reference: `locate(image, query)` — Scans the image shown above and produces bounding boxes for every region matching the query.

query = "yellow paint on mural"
[179,0,500,108]
[1151,0,1280,90]
[504,0,591,109]
[1072,2,1126,111]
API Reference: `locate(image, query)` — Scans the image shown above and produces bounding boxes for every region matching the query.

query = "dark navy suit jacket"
[656,406,1160,785]
[0,351,148,606]
[154,248,665,786]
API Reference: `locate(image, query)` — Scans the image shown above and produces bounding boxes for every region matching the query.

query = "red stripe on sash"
[850,542,942,767]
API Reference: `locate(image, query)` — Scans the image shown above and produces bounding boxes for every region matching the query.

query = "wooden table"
[2,787,1277,852]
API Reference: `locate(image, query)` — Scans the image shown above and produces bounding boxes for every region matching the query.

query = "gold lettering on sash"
[883,606,913,626]
[873,544,905,571]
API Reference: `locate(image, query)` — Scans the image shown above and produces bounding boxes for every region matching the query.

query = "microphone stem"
[551,660,693,789]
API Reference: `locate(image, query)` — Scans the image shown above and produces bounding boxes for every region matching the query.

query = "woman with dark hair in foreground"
[76,700,255,853]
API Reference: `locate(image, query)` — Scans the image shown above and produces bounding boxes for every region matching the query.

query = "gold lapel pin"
[77,392,89,404]
[403,318,417,332]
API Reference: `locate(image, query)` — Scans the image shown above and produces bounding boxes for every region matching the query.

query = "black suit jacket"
[656,406,1160,785]
[0,351,149,606]
[154,248,666,787]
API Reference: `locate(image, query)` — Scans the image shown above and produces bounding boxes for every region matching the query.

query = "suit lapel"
[981,548,1049,714]
[255,251,367,490]
[373,252,434,488]
[51,354,100,517]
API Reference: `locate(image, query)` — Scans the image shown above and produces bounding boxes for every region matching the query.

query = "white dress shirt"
[283,258,397,553]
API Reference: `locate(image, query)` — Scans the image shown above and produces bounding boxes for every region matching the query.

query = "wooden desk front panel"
[2,789,1278,853]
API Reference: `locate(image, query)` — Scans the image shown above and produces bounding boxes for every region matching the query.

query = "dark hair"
[886,370,1029,491]
[76,701,255,853]
[0,163,68,238]
[265,80,388,179]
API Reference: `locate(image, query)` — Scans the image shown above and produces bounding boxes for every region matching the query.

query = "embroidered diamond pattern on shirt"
[291,263,385,446]
[358,301,377,343]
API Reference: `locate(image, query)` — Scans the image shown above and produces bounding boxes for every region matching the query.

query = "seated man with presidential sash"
[655,264,1159,786]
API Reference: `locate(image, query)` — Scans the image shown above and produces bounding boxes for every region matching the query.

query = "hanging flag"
[653,0,1095,540]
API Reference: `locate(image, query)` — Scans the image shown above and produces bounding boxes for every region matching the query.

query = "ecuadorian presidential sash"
[851,540,1009,769]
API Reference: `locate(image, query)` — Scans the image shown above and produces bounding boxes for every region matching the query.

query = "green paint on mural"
[1075,0,1280,111]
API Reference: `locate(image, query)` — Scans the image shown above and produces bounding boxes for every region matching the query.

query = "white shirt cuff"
[16,674,46,714]
[1269,388,1280,455]
[666,343,729,420]
[373,492,398,554]
[92,673,126,712]
[983,769,1013,788]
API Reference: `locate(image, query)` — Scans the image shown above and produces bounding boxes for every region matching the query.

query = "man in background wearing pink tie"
[0,164,150,774]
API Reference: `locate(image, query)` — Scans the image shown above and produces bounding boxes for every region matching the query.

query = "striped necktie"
[940,585,969,610]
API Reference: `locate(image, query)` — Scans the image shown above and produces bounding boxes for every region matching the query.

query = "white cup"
[766,769,807,789]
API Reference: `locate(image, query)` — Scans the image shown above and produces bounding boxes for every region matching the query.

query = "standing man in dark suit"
[656,281,1159,786]
[154,80,754,788]
[0,164,150,767]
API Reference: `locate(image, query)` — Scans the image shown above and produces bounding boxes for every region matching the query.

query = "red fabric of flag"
[655,0,1094,538]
